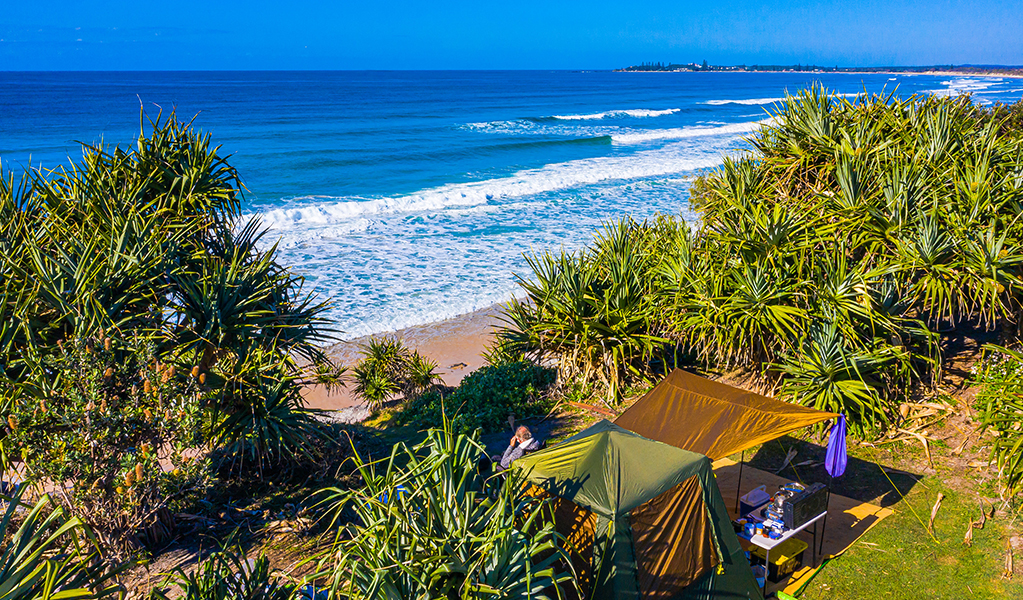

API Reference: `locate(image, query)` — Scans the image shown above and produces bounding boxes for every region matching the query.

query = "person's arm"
[500,443,523,470]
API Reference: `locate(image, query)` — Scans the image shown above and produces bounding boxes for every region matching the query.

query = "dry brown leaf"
[952,434,971,456]
[775,448,798,474]
[964,520,974,546]
[898,428,934,468]
[1003,545,1014,579]
[974,504,987,530]
[905,401,952,411]
[928,492,945,534]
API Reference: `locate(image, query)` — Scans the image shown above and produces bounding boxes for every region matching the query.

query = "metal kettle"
[773,489,794,509]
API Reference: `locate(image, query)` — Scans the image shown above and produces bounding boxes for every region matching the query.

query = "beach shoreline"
[301,302,506,415]
[614,69,1023,79]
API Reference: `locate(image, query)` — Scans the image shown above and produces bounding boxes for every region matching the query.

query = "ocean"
[2,71,1021,340]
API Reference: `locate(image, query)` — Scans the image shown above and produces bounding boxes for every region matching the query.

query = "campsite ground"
[352,365,1023,598]
[789,421,1023,599]
[345,386,1023,598]
[128,373,1023,599]
[722,375,1023,598]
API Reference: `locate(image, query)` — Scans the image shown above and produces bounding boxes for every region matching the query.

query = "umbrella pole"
[735,449,745,514]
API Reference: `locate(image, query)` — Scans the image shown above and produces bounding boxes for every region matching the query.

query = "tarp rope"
[865,446,938,544]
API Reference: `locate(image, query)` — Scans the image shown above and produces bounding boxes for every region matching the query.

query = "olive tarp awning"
[614,369,839,461]
[515,420,762,600]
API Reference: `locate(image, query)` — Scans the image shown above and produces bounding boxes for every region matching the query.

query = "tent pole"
[819,472,832,556]
[735,449,745,514]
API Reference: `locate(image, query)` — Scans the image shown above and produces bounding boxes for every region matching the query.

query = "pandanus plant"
[502,86,1023,433]
[496,219,667,406]
[0,487,125,600]
[150,542,299,600]
[350,337,442,410]
[314,422,575,599]
[0,112,340,551]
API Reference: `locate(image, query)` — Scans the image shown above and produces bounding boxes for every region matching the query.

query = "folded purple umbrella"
[825,415,847,478]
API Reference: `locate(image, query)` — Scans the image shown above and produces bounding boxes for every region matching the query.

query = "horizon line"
[2,63,1022,74]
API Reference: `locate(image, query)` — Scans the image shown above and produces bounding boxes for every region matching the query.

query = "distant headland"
[615,61,1023,77]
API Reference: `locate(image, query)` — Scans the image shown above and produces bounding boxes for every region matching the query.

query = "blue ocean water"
[2,71,1022,339]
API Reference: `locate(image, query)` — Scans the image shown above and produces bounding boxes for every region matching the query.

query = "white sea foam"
[463,119,539,134]
[271,218,372,248]
[704,97,786,106]
[552,108,681,120]
[462,117,769,144]
[705,92,864,106]
[930,78,998,97]
[611,118,773,144]
[252,141,731,238]
[271,175,705,340]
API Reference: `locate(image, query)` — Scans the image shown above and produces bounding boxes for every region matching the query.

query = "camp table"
[740,509,826,596]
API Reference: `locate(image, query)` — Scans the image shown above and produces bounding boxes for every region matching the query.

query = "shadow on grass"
[744,435,923,509]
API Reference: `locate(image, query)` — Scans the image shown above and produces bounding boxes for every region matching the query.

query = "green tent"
[514,420,762,600]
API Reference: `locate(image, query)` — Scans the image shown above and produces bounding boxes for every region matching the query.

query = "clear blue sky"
[2,0,1021,70]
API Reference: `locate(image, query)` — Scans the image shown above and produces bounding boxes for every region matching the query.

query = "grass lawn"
[801,476,1022,599]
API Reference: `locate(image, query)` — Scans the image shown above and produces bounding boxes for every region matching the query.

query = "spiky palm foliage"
[680,88,1023,428]
[150,542,299,600]
[315,424,574,599]
[500,88,1023,431]
[0,487,125,600]
[404,351,443,398]
[974,344,1023,495]
[350,338,442,409]
[682,88,1023,427]
[496,219,667,405]
[210,357,325,476]
[0,112,338,546]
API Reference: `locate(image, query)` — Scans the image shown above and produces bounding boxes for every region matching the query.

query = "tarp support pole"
[819,473,832,556]
[734,449,745,514]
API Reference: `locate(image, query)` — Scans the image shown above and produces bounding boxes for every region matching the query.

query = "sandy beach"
[301,302,505,417]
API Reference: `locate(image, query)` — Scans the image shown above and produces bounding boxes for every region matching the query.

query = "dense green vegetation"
[498,88,1023,439]
[973,344,1023,495]
[314,425,574,599]
[151,542,300,600]
[350,337,442,410]
[0,114,342,553]
[5,92,1023,597]
[397,360,557,434]
[0,486,125,599]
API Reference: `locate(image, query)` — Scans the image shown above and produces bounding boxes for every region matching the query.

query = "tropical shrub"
[0,486,126,599]
[498,89,1023,433]
[496,219,669,405]
[150,542,300,600]
[397,361,556,434]
[3,330,212,556]
[973,344,1023,495]
[350,337,441,409]
[314,424,575,599]
[0,112,340,549]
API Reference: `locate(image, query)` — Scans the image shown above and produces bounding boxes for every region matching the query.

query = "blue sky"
[2,0,1021,70]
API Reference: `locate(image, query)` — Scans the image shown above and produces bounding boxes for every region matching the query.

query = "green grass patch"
[801,479,1022,599]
